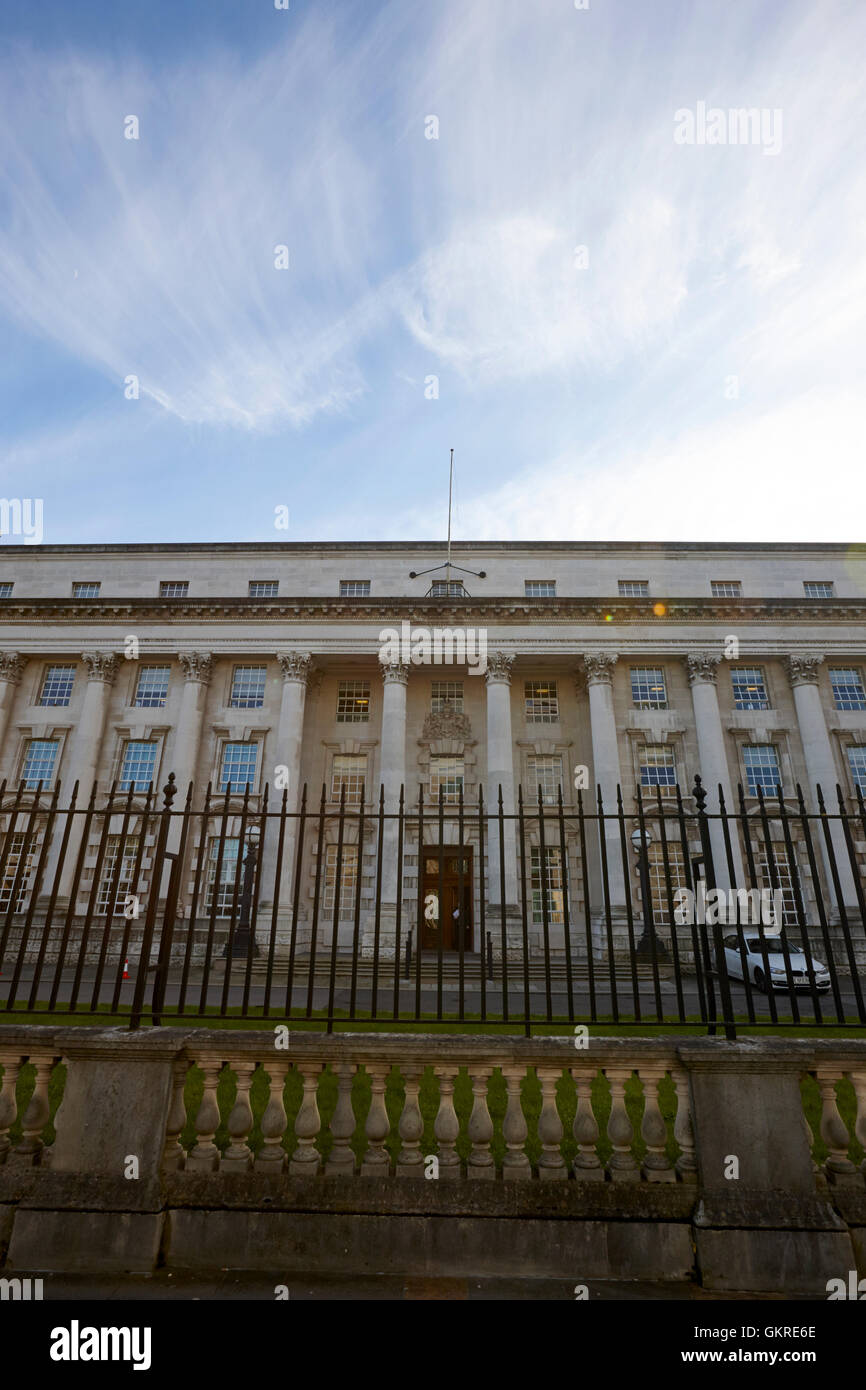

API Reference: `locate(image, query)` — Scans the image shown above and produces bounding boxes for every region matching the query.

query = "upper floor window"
[847,746,866,794]
[21,739,59,788]
[430,580,465,597]
[118,740,158,792]
[72,581,100,598]
[340,580,370,597]
[829,667,866,711]
[630,666,667,709]
[430,754,464,804]
[134,666,170,708]
[528,755,564,806]
[249,580,278,597]
[331,754,368,804]
[638,743,677,796]
[0,583,13,598]
[39,664,76,707]
[711,580,742,598]
[160,581,189,598]
[336,680,370,723]
[219,741,259,793]
[618,579,649,597]
[524,679,559,723]
[431,680,463,713]
[525,580,556,597]
[229,665,267,709]
[743,744,782,797]
[731,667,770,711]
[803,581,834,598]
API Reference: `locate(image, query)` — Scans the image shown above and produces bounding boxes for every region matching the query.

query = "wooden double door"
[420,849,473,951]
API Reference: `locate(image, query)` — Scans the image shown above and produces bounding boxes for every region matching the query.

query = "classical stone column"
[787,653,858,910]
[164,652,212,866]
[365,660,409,957]
[484,652,519,924]
[55,651,118,900]
[582,652,626,912]
[0,652,23,775]
[685,652,744,890]
[259,650,312,919]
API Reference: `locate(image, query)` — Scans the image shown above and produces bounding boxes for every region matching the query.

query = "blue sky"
[1,0,864,545]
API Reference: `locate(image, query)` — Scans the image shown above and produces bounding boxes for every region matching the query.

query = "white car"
[721,934,831,993]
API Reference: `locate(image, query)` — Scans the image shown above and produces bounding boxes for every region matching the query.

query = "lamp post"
[630,826,669,962]
[224,825,260,959]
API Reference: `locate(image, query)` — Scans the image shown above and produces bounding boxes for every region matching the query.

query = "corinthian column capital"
[786,652,823,687]
[0,651,24,684]
[81,651,118,685]
[484,652,514,685]
[684,651,721,687]
[178,651,213,686]
[277,650,313,685]
[380,660,410,686]
[582,651,618,685]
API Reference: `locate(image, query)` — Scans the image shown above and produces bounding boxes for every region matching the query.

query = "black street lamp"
[631,826,670,962]
[223,825,261,959]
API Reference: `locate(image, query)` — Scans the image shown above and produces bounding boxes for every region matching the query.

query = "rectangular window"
[118,740,158,792]
[630,666,667,709]
[219,742,258,793]
[847,746,866,794]
[0,583,13,598]
[645,842,688,919]
[430,580,465,597]
[340,580,370,597]
[731,667,770,711]
[525,580,556,597]
[618,579,649,597]
[743,744,782,797]
[430,755,464,804]
[530,846,568,925]
[0,832,34,913]
[639,744,677,796]
[710,580,742,598]
[331,754,367,804]
[431,680,464,713]
[758,845,804,928]
[248,580,278,597]
[21,739,59,788]
[39,664,76,707]
[528,755,564,806]
[525,679,559,723]
[336,680,370,723]
[229,664,267,709]
[72,581,100,598]
[830,667,866,711]
[323,843,359,916]
[96,835,140,915]
[205,837,239,917]
[803,581,834,598]
[133,666,170,708]
[160,581,189,598]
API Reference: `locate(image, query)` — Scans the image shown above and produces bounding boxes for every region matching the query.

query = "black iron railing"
[0,773,864,1034]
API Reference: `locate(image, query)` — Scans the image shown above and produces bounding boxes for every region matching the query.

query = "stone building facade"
[0,540,864,960]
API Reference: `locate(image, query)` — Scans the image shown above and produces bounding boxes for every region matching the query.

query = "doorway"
[420,849,474,951]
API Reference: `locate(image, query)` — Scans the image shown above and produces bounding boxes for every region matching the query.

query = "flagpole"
[446,447,453,581]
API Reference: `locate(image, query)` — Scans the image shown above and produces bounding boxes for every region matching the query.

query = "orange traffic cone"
[123,959,130,979]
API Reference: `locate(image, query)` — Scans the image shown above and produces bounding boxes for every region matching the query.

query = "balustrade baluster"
[605,1067,639,1182]
[537,1067,567,1180]
[816,1069,859,1184]
[360,1064,391,1176]
[325,1064,357,1176]
[467,1067,495,1179]
[396,1067,425,1177]
[162,1058,191,1171]
[0,1053,22,1164]
[255,1061,289,1173]
[672,1069,697,1183]
[186,1058,223,1172]
[433,1065,462,1180]
[571,1069,603,1181]
[501,1066,531,1180]
[221,1061,257,1173]
[848,1069,866,1182]
[290,1063,323,1177]
[640,1066,675,1182]
[10,1055,55,1168]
